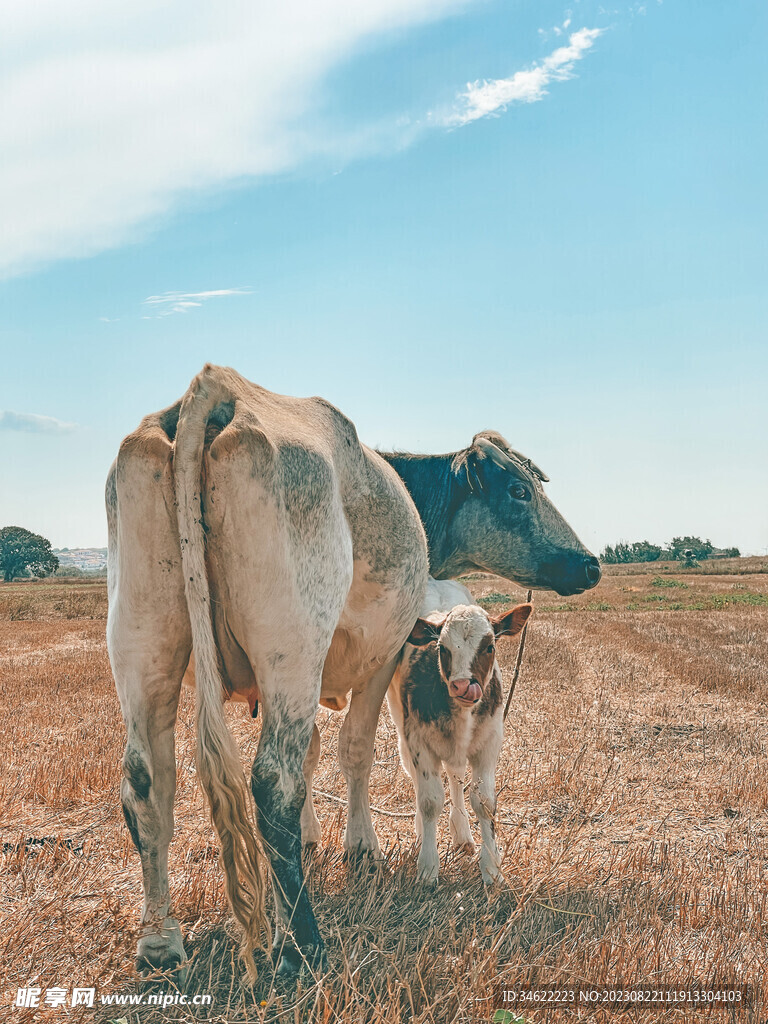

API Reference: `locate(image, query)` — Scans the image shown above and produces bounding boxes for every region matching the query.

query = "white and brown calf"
[388,580,532,884]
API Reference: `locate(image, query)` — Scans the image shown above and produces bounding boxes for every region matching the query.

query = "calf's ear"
[491,602,533,639]
[407,615,446,646]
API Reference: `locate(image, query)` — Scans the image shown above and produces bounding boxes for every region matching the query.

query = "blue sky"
[1,0,766,554]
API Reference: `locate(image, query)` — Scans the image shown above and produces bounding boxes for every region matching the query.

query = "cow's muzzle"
[449,678,482,705]
[541,553,602,595]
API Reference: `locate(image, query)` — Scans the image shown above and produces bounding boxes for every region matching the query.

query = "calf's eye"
[485,643,494,654]
[510,482,529,501]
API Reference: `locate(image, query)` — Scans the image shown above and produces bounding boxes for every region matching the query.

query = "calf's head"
[408,602,532,707]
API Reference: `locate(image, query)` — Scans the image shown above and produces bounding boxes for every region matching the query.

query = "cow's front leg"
[338,656,399,857]
[468,724,504,885]
[414,751,444,883]
[251,695,324,977]
[300,722,322,848]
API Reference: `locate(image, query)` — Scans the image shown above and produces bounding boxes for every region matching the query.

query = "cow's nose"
[584,556,601,588]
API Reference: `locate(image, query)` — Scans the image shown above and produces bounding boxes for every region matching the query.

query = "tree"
[600,540,662,564]
[629,541,662,562]
[667,536,713,561]
[0,526,59,582]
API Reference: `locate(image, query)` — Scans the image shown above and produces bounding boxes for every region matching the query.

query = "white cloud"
[444,27,604,126]
[0,0,469,278]
[141,287,252,317]
[0,411,76,434]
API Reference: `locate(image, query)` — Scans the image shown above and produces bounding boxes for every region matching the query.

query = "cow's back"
[109,364,428,701]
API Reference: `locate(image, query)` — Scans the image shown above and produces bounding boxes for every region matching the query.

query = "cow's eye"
[485,643,494,654]
[509,482,529,502]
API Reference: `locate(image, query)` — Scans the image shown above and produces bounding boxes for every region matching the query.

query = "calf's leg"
[413,751,444,883]
[446,764,474,852]
[468,728,504,885]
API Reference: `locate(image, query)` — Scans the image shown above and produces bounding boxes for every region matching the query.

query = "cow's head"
[408,602,532,707]
[446,431,601,596]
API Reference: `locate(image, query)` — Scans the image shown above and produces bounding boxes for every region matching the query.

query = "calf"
[388,580,532,884]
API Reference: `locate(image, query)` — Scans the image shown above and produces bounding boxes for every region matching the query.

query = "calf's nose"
[449,678,482,703]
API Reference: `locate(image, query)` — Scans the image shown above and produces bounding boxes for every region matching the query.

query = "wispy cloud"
[0,411,76,434]
[141,287,253,318]
[444,27,604,127]
[538,12,572,40]
[0,0,470,279]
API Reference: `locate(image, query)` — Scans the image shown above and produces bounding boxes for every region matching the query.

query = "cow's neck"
[377,452,472,578]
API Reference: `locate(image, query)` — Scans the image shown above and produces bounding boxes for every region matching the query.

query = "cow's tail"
[174,365,268,978]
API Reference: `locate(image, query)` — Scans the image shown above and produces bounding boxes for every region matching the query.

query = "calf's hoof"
[343,825,382,862]
[480,862,506,887]
[453,841,475,856]
[343,841,384,872]
[416,855,440,885]
[137,918,187,979]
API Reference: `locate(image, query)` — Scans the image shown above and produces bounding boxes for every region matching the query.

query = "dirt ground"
[1,563,767,1022]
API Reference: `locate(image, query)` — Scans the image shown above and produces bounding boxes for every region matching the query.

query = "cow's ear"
[463,432,512,495]
[407,616,445,646]
[464,451,487,494]
[491,602,532,638]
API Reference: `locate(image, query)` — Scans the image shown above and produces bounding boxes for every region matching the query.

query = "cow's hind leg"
[339,656,400,857]
[113,635,189,973]
[107,437,191,974]
[300,723,322,848]
[251,684,324,977]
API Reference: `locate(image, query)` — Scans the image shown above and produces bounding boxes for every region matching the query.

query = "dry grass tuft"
[1,569,767,1022]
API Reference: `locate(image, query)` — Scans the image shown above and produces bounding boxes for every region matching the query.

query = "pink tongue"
[455,681,481,703]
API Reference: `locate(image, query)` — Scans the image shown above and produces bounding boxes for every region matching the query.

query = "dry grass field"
[2,563,768,1022]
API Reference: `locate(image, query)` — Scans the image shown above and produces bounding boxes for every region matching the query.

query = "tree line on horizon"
[0,524,745,582]
[600,537,740,564]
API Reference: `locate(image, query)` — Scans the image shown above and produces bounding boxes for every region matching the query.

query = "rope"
[313,789,414,819]
[503,589,533,721]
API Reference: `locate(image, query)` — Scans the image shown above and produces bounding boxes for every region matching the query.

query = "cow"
[107,364,429,979]
[107,365,599,979]
[388,579,531,885]
[301,431,601,849]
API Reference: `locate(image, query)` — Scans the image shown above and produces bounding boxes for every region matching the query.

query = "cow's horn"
[473,435,550,483]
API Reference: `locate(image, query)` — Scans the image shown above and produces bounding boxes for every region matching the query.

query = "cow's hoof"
[275,944,327,980]
[136,919,187,978]
[301,819,322,848]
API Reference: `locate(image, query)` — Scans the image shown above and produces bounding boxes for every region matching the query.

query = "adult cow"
[107,365,598,978]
